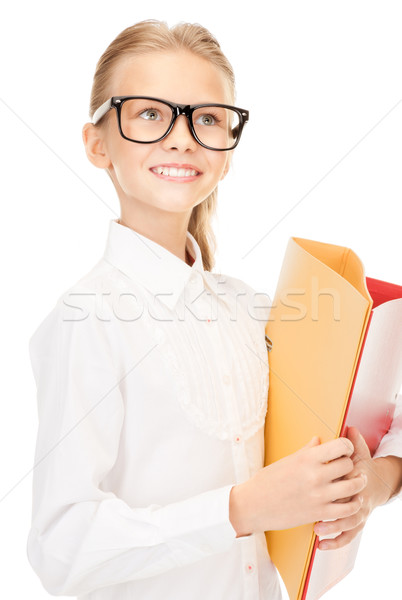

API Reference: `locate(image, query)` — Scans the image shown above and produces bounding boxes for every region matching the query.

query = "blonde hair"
[88,19,236,272]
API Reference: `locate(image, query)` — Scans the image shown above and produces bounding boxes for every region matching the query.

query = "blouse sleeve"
[372,392,402,503]
[27,293,236,597]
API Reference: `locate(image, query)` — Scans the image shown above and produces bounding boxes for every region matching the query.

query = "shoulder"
[28,259,122,357]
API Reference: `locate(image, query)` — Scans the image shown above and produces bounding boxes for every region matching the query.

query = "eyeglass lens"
[119,99,240,149]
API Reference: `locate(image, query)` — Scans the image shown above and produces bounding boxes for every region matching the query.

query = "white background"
[1,1,401,598]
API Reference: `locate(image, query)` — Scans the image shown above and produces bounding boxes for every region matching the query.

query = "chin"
[156,195,206,213]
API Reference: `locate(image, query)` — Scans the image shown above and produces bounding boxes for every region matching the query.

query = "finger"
[324,494,363,520]
[332,495,352,504]
[346,426,371,462]
[327,473,367,503]
[331,468,364,504]
[316,437,354,463]
[324,456,354,481]
[314,511,364,536]
[301,435,321,450]
[317,522,365,550]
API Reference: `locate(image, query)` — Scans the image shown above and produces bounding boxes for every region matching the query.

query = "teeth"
[153,167,198,177]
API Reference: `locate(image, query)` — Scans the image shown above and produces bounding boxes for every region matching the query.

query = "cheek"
[110,149,148,195]
[109,142,146,176]
[207,152,230,178]
[104,122,140,164]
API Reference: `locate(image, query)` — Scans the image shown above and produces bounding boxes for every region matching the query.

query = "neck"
[117,216,192,265]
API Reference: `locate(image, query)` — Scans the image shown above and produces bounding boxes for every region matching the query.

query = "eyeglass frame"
[91,95,249,151]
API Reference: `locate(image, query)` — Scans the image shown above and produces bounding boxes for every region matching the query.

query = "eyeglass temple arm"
[92,98,113,125]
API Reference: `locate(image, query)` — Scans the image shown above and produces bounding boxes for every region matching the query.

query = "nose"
[161,114,198,152]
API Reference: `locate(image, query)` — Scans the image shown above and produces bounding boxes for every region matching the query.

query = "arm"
[27,296,236,596]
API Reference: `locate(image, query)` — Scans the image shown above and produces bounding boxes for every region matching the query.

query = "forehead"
[109,50,232,105]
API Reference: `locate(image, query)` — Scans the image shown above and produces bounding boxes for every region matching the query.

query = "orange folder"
[264,237,402,600]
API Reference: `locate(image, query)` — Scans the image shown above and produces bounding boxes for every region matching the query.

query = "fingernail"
[320,542,330,550]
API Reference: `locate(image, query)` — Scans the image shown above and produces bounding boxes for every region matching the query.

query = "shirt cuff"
[157,484,237,559]
[372,449,402,504]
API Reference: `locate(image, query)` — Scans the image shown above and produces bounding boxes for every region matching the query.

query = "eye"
[139,108,162,121]
[196,113,219,126]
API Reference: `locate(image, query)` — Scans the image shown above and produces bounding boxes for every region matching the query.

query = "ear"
[82,122,111,169]
[220,150,234,181]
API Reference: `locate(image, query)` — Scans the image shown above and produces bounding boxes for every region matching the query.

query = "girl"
[27,19,402,600]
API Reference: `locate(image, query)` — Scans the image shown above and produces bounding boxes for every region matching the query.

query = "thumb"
[347,426,370,462]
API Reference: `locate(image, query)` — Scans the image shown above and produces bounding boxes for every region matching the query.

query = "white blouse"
[27,218,402,600]
[27,218,282,599]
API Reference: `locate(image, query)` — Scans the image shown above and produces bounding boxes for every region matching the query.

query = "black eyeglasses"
[92,96,249,151]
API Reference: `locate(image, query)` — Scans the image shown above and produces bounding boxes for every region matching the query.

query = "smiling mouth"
[151,166,200,178]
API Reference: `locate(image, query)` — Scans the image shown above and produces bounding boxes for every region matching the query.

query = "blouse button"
[245,563,255,574]
[234,435,242,444]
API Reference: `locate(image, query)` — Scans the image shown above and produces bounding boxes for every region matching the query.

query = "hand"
[229,435,367,536]
[314,427,394,550]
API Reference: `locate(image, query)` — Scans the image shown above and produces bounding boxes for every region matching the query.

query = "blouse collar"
[102,218,206,310]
